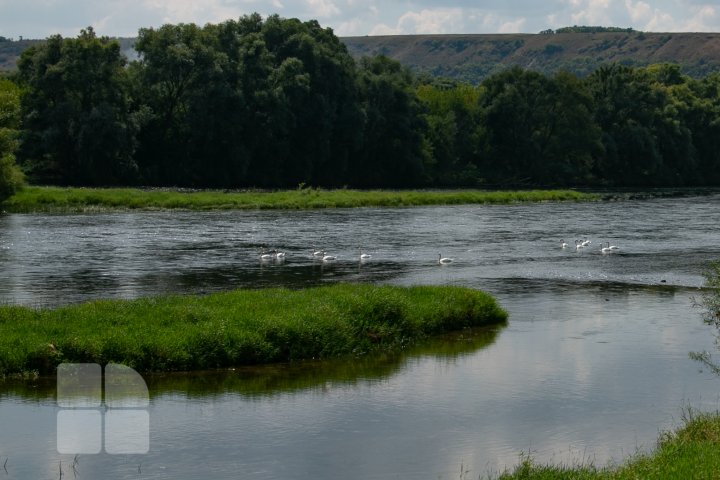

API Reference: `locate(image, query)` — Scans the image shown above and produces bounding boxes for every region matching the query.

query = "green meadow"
[1,186,596,212]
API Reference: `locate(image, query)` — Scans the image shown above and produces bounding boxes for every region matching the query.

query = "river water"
[1,194,720,479]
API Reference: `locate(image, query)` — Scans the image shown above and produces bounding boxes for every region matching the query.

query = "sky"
[0,0,719,40]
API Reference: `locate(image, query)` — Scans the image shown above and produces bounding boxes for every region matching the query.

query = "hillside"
[341,31,720,82]
[3,31,720,82]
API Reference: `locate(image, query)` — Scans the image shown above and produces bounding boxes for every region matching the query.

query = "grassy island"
[1,186,595,212]
[0,284,507,376]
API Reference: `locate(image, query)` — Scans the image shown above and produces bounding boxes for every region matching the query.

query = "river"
[1,193,720,479]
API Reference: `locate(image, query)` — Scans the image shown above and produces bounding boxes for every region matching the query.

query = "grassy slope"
[342,32,720,80]
[0,284,508,376]
[0,186,594,212]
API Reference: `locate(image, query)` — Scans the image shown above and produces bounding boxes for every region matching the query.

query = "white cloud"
[335,17,363,36]
[624,0,651,23]
[680,5,717,31]
[304,0,341,18]
[397,8,464,34]
[140,0,242,25]
[569,0,616,26]
[499,17,527,33]
[368,23,400,35]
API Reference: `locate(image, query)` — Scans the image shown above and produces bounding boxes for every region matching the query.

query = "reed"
[0,284,507,376]
[1,186,596,212]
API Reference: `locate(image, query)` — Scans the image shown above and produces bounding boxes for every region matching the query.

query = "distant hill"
[341,31,720,82]
[3,31,720,82]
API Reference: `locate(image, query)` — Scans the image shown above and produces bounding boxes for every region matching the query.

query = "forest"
[2,13,720,198]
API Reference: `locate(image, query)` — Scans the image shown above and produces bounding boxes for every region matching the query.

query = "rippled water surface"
[2,194,720,479]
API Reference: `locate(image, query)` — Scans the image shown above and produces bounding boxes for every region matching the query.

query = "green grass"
[495,411,720,479]
[0,186,596,212]
[0,284,508,376]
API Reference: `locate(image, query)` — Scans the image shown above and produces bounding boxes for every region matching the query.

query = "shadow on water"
[0,325,504,401]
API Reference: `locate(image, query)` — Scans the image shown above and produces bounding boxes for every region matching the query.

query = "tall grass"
[495,411,720,479]
[0,284,507,376]
[1,186,596,212]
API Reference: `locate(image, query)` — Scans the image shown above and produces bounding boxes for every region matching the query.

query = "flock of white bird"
[258,247,455,264]
[561,238,620,254]
[257,239,619,265]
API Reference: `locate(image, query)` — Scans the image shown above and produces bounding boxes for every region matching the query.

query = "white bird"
[360,252,372,260]
[322,254,337,262]
[312,249,325,257]
[581,239,591,247]
[609,244,619,251]
[601,242,612,254]
[274,251,286,259]
[575,240,584,251]
[561,239,568,249]
[438,253,453,264]
[260,251,273,261]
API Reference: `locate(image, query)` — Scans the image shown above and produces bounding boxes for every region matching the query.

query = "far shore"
[1,186,596,213]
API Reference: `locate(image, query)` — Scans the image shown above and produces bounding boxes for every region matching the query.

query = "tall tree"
[0,77,24,201]
[479,67,602,185]
[17,28,138,185]
[353,56,428,187]
[416,83,485,186]
[588,64,670,186]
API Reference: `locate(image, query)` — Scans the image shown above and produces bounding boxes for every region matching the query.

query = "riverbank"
[496,411,720,479]
[1,186,595,212]
[0,284,507,377]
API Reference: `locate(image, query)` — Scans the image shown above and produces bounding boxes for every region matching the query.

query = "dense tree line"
[6,15,720,190]
[0,77,24,201]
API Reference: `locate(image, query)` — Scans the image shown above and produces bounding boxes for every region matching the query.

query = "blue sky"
[1,0,718,39]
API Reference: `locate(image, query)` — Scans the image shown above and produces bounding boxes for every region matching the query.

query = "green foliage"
[0,284,508,375]
[132,14,364,188]
[17,28,138,185]
[0,77,24,201]
[478,67,602,186]
[354,55,428,187]
[555,25,637,34]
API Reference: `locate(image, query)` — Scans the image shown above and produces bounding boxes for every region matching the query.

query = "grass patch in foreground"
[1,186,596,212]
[496,411,720,479]
[0,284,507,376]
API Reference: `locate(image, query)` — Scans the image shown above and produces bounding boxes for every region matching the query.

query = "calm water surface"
[1,194,720,479]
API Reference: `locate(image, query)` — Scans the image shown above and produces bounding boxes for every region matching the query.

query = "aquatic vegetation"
[0,284,507,376]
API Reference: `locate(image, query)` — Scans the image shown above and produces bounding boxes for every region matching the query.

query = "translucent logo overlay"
[57,363,149,454]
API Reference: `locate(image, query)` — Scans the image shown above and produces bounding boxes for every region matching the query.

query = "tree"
[0,77,25,202]
[17,28,138,185]
[416,83,485,185]
[588,64,670,186]
[479,67,602,186]
[132,14,363,188]
[353,56,428,187]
